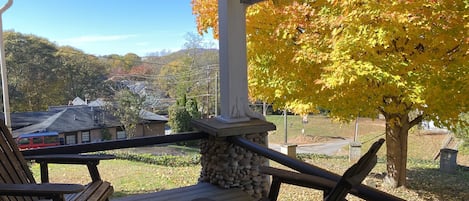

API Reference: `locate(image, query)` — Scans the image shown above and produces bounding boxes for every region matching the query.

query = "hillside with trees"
[3,31,219,117]
[5,32,111,111]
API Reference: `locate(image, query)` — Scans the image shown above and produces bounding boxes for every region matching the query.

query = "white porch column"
[217,0,263,123]
[0,0,13,131]
[194,2,272,198]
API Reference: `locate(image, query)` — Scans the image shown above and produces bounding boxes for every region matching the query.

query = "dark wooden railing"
[229,136,404,201]
[21,131,208,156]
[21,131,402,200]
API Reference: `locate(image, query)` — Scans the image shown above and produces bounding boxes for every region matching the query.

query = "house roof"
[10,106,167,138]
[88,98,106,107]
[139,110,168,122]
[72,97,87,105]
[0,111,60,130]
[12,107,122,138]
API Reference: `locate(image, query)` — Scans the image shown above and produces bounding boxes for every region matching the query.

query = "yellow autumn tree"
[193,0,323,114]
[192,0,469,187]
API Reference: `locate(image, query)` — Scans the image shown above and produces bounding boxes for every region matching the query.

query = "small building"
[9,104,167,145]
[135,110,168,137]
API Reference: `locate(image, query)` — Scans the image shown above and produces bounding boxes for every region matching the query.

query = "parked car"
[15,132,62,149]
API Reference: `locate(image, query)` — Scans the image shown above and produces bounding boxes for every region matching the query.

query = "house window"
[65,134,77,145]
[82,131,90,143]
[117,130,126,139]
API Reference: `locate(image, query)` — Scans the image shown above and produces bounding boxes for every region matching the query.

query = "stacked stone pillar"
[192,118,276,200]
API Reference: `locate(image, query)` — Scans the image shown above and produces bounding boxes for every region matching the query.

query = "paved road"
[269,138,352,156]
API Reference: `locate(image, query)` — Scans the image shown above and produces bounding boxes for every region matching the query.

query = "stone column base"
[193,118,276,200]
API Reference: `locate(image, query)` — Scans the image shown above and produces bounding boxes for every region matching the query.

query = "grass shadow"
[405,165,469,200]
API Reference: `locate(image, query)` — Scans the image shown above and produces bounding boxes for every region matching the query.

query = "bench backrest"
[325,138,385,201]
[0,122,38,201]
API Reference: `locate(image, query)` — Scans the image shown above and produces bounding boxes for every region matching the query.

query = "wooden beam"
[21,132,208,156]
[112,182,255,201]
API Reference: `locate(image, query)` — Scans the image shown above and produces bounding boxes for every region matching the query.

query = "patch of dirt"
[289,135,346,145]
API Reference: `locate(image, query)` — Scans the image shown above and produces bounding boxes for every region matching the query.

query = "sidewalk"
[269,138,351,156]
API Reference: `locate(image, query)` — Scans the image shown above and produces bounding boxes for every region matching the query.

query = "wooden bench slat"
[87,181,112,201]
[69,182,99,201]
[112,182,255,201]
[86,181,113,201]
[65,192,80,201]
[74,181,103,201]
[61,179,114,201]
[0,135,35,184]
[0,183,84,195]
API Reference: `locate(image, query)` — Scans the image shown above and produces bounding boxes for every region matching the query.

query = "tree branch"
[241,0,265,5]
[409,115,423,128]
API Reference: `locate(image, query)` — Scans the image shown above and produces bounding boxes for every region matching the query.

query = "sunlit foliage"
[192,0,468,187]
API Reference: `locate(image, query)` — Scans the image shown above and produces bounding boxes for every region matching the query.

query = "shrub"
[103,151,201,167]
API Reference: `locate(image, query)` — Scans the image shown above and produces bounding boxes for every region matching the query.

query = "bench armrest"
[260,166,337,200]
[260,166,336,190]
[24,154,115,183]
[0,183,84,198]
[24,154,115,164]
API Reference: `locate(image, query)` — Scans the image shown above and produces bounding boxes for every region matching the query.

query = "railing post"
[192,118,275,200]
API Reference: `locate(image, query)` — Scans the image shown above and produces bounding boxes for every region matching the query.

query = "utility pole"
[206,65,210,117]
[215,73,218,116]
[262,102,267,116]
[350,114,362,162]
[354,115,359,142]
[284,108,288,144]
[0,0,13,131]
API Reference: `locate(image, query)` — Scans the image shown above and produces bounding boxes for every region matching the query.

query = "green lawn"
[30,160,201,198]
[28,115,469,200]
[271,156,469,201]
[30,155,469,200]
[266,115,385,144]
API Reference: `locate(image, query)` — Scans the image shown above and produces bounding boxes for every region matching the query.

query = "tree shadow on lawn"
[406,166,469,200]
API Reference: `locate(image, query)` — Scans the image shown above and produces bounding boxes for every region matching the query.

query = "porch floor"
[111,182,256,201]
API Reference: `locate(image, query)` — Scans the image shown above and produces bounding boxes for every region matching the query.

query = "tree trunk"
[384,114,410,188]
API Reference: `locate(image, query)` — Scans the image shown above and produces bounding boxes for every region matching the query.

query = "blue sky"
[3,0,217,56]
